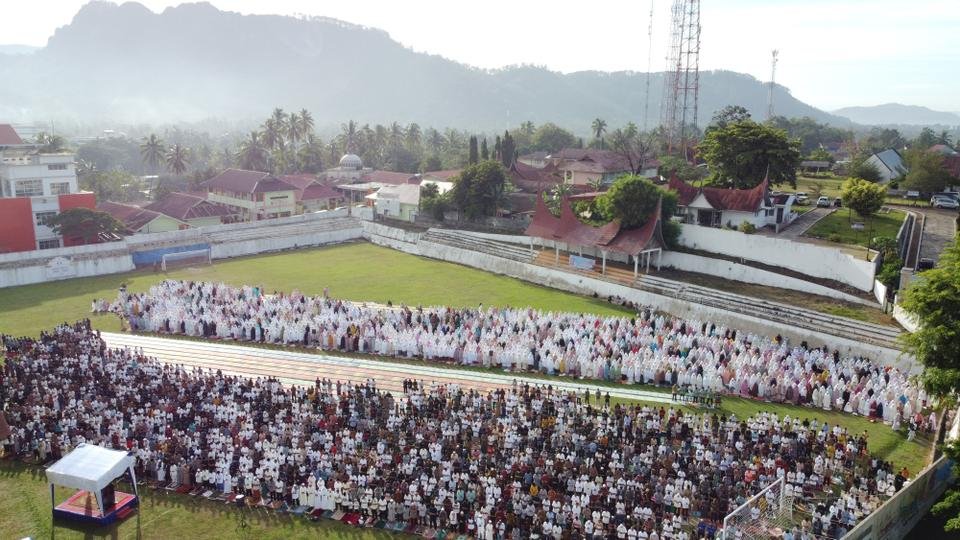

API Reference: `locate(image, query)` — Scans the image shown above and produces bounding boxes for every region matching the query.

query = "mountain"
[0,1,852,132]
[833,104,960,127]
[0,44,39,55]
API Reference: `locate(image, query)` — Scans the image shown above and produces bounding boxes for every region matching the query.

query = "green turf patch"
[804,208,905,248]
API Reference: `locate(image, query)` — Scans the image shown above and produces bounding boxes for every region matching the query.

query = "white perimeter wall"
[0,209,365,288]
[678,225,877,292]
[659,251,874,306]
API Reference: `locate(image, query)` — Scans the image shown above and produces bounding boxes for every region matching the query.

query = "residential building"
[275,174,344,213]
[370,183,422,221]
[668,176,796,231]
[98,201,187,234]
[864,149,908,183]
[517,151,550,168]
[928,144,957,156]
[550,148,633,187]
[203,169,297,220]
[144,191,234,227]
[0,124,96,253]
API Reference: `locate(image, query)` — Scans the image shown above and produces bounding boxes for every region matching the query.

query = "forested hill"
[0,1,851,131]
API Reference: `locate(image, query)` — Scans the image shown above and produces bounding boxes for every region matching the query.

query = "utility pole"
[660,0,701,157]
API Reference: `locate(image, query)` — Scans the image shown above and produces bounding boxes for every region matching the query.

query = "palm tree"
[140,134,165,173]
[262,118,283,151]
[591,118,607,149]
[341,120,358,153]
[587,176,605,192]
[549,180,574,212]
[165,144,190,176]
[285,118,302,149]
[236,131,268,171]
[520,121,535,135]
[937,130,954,147]
[297,109,314,140]
[406,123,422,148]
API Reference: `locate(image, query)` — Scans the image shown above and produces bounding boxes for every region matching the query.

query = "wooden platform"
[533,250,641,285]
[53,489,138,525]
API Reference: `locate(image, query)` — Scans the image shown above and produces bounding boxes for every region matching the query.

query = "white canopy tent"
[46,444,138,515]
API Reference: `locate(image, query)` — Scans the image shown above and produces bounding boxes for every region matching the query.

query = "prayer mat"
[224,493,237,503]
[175,485,192,494]
[391,521,407,531]
[291,505,309,516]
[331,510,346,521]
[201,490,214,498]
[374,519,387,529]
[322,510,334,519]
[164,482,180,491]
[341,512,361,526]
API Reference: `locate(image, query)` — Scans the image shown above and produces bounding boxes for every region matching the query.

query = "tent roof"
[46,444,134,493]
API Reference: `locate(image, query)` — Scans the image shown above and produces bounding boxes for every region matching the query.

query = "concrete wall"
[660,251,874,306]
[0,210,365,288]
[678,225,877,291]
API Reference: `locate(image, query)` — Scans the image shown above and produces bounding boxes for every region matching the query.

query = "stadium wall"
[0,211,365,288]
[677,225,877,292]
[378,234,910,369]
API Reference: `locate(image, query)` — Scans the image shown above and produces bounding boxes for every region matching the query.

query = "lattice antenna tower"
[643,0,655,131]
[660,0,701,156]
[767,49,779,120]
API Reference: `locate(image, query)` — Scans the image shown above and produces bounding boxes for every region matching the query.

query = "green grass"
[0,242,631,339]
[796,175,845,199]
[804,208,905,247]
[0,461,401,540]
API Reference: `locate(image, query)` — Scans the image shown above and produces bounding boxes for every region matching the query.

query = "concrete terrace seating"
[420,229,536,263]
[635,274,902,350]
[204,218,358,244]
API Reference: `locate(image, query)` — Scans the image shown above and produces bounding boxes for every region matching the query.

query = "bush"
[662,221,681,249]
[878,255,904,290]
[738,221,756,234]
[828,233,842,243]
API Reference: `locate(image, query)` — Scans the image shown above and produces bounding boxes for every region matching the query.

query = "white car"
[795,192,809,204]
[816,196,831,207]
[931,196,959,209]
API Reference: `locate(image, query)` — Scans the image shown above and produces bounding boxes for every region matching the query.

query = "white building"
[668,176,796,232]
[0,124,96,253]
[864,149,908,183]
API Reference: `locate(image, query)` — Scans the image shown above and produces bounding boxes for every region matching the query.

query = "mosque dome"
[339,153,362,170]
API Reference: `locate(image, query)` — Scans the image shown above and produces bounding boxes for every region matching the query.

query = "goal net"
[160,248,212,271]
[722,478,794,540]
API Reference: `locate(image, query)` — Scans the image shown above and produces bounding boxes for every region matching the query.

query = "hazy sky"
[4,0,958,112]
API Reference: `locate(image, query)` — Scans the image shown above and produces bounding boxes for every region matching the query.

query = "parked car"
[795,192,809,204]
[931,195,960,209]
[816,196,831,207]
[936,191,959,202]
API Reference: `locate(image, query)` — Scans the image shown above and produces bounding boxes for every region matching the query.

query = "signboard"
[45,256,76,279]
[569,255,595,271]
[851,222,865,231]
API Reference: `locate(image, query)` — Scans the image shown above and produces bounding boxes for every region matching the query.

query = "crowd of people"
[1,322,915,539]
[102,280,927,430]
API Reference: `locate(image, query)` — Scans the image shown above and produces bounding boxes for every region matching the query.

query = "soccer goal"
[160,248,212,271]
[722,478,794,539]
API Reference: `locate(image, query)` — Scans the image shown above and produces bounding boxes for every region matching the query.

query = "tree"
[450,161,510,220]
[548,180,574,213]
[35,132,67,153]
[903,148,950,193]
[936,130,954,147]
[236,131,269,171]
[46,207,126,244]
[468,136,479,165]
[296,134,325,173]
[807,147,834,163]
[861,127,905,154]
[840,178,886,218]
[165,144,190,176]
[847,156,883,183]
[596,175,677,229]
[657,155,701,183]
[297,109,314,140]
[500,131,516,167]
[709,105,751,130]
[139,134,165,173]
[902,239,960,532]
[591,118,607,149]
[609,124,653,174]
[913,127,937,149]
[532,123,577,152]
[80,170,139,202]
[480,138,489,160]
[698,120,801,188]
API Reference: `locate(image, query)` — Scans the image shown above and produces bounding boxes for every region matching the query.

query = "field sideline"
[0,241,933,539]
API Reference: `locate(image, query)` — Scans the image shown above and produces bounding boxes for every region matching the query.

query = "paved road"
[776,207,835,239]
[101,332,673,404]
[917,208,958,263]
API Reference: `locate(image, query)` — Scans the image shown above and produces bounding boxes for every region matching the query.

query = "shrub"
[828,233,842,243]
[738,221,756,234]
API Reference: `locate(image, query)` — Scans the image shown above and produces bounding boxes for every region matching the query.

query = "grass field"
[0,242,632,339]
[804,208,905,247]
[0,240,932,539]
